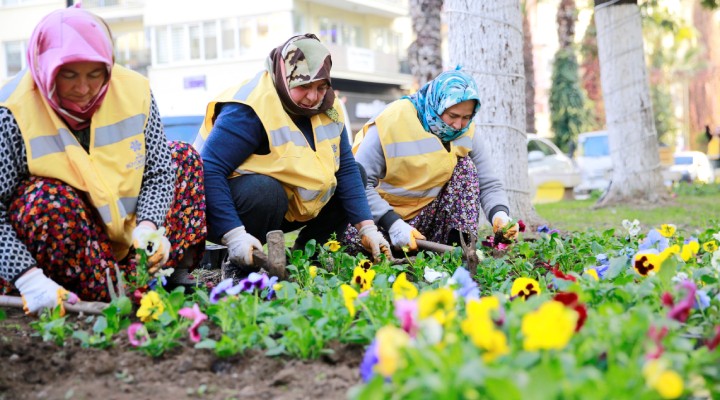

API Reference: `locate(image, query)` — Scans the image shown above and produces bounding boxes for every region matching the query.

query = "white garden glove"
[132,223,171,274]
[358,224,392,262]
[492,211,519,240]
[222,226,263,266]
[15,268,79,316]
[388,220,426,250]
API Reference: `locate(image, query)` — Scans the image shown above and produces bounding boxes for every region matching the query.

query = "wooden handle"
[415,239,456,254]
[0,295,108,315]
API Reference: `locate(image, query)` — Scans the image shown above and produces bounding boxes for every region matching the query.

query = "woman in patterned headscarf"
[345,68,517,251]
[197,34,391,271]
[0,6,206,315]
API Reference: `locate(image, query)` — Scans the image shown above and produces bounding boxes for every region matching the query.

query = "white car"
[671,151,716,184]
[527,134,581,203]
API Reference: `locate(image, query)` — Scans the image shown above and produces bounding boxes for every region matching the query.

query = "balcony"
[325,43,412,86]
[82,0,144,23]
[305,0,407,18]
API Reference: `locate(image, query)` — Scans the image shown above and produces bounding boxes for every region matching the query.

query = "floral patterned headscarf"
[404,67,481,142]
[26,6,114,130]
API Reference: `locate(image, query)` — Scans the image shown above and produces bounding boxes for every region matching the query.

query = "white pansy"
[417,318,443,345]
[156,268,174,278]
[135,226,167,256]
[424,267,449,283]
[712,250,720,271]
[622,219,641,236]
[671,272,689,284]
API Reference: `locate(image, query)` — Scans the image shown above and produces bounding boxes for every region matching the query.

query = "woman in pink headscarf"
[0,7,206,315]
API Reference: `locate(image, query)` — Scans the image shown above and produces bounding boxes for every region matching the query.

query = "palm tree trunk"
[445,0,543,227]
[593,0,668,207]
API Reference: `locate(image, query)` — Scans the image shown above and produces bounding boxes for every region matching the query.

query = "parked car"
[671,151,716,184]
[161,115,204,144]
[573,130,613,196]
[527,134,581,203]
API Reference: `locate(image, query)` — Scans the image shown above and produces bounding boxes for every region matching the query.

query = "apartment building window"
[318,18,362,47]
[4,40,25,76]
[371,28,401,55]
[220,19,235,59]
[189,24,201,60]
[82,0,120,7]
[171,26,187,62]
[155,27,169,64]
[203,21,218,60]
[238,18,253,55]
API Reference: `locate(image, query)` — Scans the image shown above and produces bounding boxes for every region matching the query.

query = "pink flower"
[178,303,208,343]
[646,325,668,360]
[666,280,696,323]
[127,322,149,347]
[394,299,418,337]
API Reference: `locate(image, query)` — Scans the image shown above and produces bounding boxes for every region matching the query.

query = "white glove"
[132,224,171,274]
[388,220,426,250]
[358,224,392,262]
[15,268,78,316]
[222,226,263,266]
[492,211,518,240]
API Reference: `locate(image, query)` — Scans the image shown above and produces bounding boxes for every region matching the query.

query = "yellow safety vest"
[353,99,474,220]
[0,65,150,260]
[195,71,344,222]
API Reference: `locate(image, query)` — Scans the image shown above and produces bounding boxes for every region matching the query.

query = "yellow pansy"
[643,359,684,399]
[681,241,699,262]
[309,265,318,278]
[136,291,165,322]
[375,326,410,378]
[521,300,577,351]
[510,277,541,300]
[702,241,718,253]
[659,224,676,238]
[392,272,418,300]
[585,269,599,281]
[418,287,456,325]
[325,240,341,252]
[352,266,376,292]
[466,296,500,320]
[655,370,684,399]
[462,297,508,361]
[340,284,359,318]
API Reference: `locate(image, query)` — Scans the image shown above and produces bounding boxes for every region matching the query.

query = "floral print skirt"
[0,141,207,301]
[343,156,480,252]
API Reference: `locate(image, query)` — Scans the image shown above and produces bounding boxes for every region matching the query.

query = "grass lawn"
[534,183,720,234]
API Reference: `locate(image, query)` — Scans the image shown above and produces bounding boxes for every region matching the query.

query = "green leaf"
[485,377,522,400]
[194,338,217,349]
[92,316,108,334]
[605,256,628,280]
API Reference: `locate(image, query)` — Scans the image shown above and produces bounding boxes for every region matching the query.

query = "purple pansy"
[360,340,379,382]
[451,267,479,300]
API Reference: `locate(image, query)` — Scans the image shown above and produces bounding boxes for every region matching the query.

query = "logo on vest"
[332,143,340,166]
[126,139,146,170]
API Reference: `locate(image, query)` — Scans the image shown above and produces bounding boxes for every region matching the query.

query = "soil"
[0,307,364,400]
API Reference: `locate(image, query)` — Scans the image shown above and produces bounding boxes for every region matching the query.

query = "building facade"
[0,0,412,135]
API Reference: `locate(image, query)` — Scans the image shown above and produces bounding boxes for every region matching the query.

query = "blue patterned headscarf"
[403,68,481,142]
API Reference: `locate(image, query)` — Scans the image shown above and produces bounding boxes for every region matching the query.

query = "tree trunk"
[557,0,576,50]
[445,0,543,228]
[523,6,537,134]
[580,15,605,129]
[688,1,720,149]
[407,0,444,88]
[593,0,668,207]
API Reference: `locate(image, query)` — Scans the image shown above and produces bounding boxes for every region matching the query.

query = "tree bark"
[593,0,668,207]
[523,6,537,134]
[688,1,720,149]
[407,0,444,88]
[445,0,543,227]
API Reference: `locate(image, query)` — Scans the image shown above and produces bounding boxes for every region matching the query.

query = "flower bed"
[2,220,720,399]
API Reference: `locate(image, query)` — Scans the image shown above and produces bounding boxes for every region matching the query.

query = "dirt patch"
[0,308,364,400]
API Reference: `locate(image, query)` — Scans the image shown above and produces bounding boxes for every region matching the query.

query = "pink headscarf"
[26,6,114,130]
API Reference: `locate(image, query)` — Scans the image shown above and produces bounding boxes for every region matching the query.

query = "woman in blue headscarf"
[344,69,517,251]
